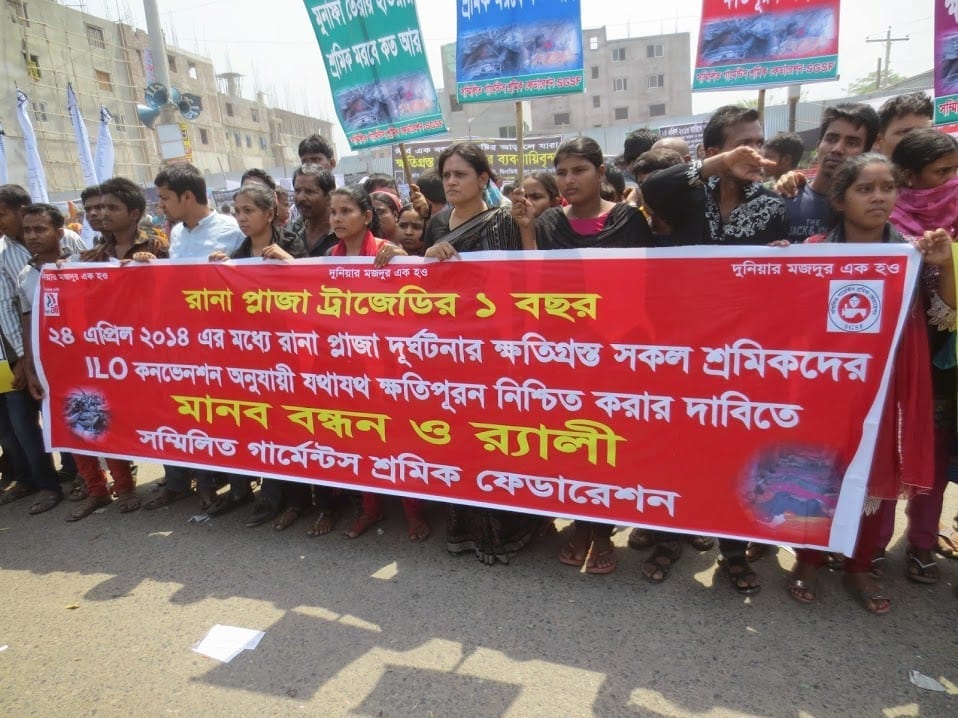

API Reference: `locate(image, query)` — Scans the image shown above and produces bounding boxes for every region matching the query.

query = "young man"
[140,167,250,514]
[80,184,106,241]
[640,106,787,594]
[88,177,169,261]
[762,132,804,180]
[779,103,879,242]
[0,188,84,514]
[291,164,338,257]
[150,163,243,261]
[874,92,933,158]
[14,203,138,520]
[297,134,337,170]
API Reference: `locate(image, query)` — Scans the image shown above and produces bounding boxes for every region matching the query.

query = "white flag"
[15,89,48,203]
[0,122,7,185]
[94,106,115,184]
[67,83,97,187]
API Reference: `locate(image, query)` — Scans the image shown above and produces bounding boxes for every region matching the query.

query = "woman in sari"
[514,137,654,574]
[784,153,946,613]
[424,142,540,564]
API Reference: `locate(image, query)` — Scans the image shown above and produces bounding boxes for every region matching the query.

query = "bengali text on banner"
[302,0,446,149]
[693,0,840,91]
[36,246,919,553]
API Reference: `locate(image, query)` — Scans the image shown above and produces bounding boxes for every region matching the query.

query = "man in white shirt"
[149,163,243,260]
[139,165,251,514]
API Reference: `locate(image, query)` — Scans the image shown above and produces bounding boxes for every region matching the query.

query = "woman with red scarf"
[324,187,429,540]
[784,153,947,613]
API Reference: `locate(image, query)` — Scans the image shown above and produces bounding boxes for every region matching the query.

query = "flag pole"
[515,101,525,185]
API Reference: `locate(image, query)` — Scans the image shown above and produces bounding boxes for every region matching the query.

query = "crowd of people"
[0,91,956,614]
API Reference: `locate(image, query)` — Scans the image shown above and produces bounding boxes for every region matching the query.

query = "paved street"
[0,463,956,717]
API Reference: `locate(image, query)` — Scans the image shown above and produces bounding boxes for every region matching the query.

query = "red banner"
[36,247,919,552]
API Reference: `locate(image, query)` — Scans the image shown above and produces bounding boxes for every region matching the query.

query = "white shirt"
[169,210,244,260]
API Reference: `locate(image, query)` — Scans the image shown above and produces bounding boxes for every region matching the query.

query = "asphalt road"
[0,463,955,717]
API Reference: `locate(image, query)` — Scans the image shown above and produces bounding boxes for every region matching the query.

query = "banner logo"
[43,289,60,317]
[827,281,882,333]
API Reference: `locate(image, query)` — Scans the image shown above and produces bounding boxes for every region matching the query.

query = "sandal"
[905,548,939,584]
[272,506,301,531]
[688,535,715,552]
[344,511,383,539]
[0,481,36,505]
[307,510,339,537]
[114,491,141,513]
[641,540,682,584]
[870,549,886,579]
[559,524,592,567]
[28,490,63,515]
[843,573,891,614]
[67,493,112,521]
[205,490,254,517]
[67,478,88,501]
[585,544,617,575]
[720,555,761,595]
[627,527,654,551]
[785,563,818,604]
[143,488,192,511]
[935,531,958,560]
[406,517,431,542]
[245,499,280,528]
[825,552,845,571]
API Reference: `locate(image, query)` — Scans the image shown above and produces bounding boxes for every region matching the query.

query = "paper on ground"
[192,625,265,663]
[908,670,946,692]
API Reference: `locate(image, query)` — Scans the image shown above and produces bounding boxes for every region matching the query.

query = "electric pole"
[866,26,909,89]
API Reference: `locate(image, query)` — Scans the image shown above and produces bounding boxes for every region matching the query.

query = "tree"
[846,70,906,95]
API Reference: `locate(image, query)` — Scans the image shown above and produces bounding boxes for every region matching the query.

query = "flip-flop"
[935,531,958,560]
[28,490,63,515]
[343,512,383,539]
[642,541,682,584]
[585,546,617,575]
[406,518,431,542]
[307,510,338,537]
[0,481,36,505]
[721,556,761,595]
[272,507,301,532]
[905,550,939,584]
[843,573,891,615]
[558,540,588,567]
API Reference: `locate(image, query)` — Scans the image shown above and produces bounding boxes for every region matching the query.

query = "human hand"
[261,245,294,262]
[424,241,458,262]
[208,251,229,262]
[509,188,535,229]
[915,228,954,266]
[374,242,406,268]
[721,146,777,184]
[774,170,807,198]
[409,184,430,219]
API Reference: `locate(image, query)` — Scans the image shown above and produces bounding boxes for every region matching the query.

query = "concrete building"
[1,0,334,198]
[531,28,692,136]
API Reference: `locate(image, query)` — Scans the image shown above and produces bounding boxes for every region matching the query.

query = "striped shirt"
[0,230,86,358]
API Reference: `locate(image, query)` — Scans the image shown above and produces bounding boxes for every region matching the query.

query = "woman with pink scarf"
[882,128,958,586]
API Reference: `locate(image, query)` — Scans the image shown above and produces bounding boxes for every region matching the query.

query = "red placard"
[36,246,918,552]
